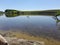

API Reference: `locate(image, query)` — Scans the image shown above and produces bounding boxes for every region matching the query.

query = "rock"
[5,37,45,45]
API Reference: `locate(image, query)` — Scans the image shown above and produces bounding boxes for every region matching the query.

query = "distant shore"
[0,9,60,17]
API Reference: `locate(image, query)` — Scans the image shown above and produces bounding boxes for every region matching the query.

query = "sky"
[0,0,60,11]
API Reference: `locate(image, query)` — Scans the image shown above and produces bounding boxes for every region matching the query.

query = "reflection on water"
[5,13,20,17]
[53,16,60,30]
[0,14,60,40]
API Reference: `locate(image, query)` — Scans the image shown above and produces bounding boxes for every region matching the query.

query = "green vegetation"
[5,13,20,17]
[5,9,20,14]
[56,10,60,16]
[0,11,4,16]
[5,9,20,17]
[0,11,4,14]
[5,9,60,15]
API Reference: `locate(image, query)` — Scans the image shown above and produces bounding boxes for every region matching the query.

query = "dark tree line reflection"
[53,16,60,30]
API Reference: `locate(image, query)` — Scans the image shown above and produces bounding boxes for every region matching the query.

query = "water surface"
[0,14,60,40]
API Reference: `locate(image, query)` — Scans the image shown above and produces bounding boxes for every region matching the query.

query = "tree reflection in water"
[53,16,60,30]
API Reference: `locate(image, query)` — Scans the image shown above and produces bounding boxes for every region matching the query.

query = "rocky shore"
[0,31,60,45]
[5,37,44,45]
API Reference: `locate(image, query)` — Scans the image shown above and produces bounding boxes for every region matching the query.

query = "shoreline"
[0,30,60,45]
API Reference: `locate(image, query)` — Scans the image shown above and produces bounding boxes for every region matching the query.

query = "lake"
[0,14,60,41]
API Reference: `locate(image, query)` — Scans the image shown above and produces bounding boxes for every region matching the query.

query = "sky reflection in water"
[0,15,60,40]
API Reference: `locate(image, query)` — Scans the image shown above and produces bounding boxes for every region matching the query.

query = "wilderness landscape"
[0,0,60,45]
[0,9,60,45]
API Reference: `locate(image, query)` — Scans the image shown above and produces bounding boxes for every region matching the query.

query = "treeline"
[0,11,4,14]
[5,9,60,17]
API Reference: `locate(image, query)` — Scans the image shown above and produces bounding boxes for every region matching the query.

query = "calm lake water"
[0,14,60,40]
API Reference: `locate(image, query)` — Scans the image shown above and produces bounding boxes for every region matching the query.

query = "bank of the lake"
[0,30,60,45]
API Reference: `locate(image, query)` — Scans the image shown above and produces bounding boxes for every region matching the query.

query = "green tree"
[56,10,60,16]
